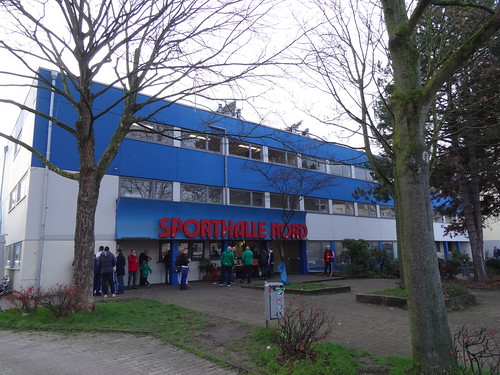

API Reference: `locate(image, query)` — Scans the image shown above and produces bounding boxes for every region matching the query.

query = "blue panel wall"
[31,68,389,205]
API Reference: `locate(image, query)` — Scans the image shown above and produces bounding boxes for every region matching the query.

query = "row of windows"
[126,122,373,181]
[119,177,395,217]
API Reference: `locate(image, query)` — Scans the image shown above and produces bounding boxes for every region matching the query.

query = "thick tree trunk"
[71,168,100,311]
[383,1,457,372]
[71,98,100,311]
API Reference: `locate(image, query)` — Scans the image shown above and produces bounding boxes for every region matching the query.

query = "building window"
[229,189,264,207]
[301,156,326,173]
[330,163,352,178]
[358,203,376,217]
[127,122,174,145]
[268,148,298,167]
[5,242,22,268]
[181,131,221,153]
[228,139,261,160]
[120,178,173,200]
[304,197,328,213]
[154,181,173,201]
[379,205,395,218]
[354,166,373,181]
[332,200,354,215]
[180,183,223,204]
[270,193,300,210]
[9,174,27,210]
[120,178,152,199]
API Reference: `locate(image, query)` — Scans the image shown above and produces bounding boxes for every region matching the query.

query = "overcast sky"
[0,1,368,150]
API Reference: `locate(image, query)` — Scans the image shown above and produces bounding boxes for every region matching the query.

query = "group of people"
[93,244,336,295]
[93,247,153,297]
[218,246,275,287]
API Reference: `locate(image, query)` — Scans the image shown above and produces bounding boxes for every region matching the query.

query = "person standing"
[139,259,152,286]
[322,245,335,277]
[139,249,152,266]
[494,246,499,260]
[219,246,235,287]
[258,248,269,280]
[115,249,126,294]
[127,249,139,289]
[240,246,254,284]
[98,246,116,298]
[93,246,104,296]
[178,248,190,290]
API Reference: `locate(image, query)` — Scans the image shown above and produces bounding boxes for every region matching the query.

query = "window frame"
[180,183,223,204]
[5,242,22,269]
[9,174,27,211]
[303,197,329,213]
[228,139,262,160]
[301,155,326,173]
[127,122,174,145]
[119,177,173,201]
[357,202,377,217]
[229,188,264,207]
[268,147,298,167]
[332,200,355,215]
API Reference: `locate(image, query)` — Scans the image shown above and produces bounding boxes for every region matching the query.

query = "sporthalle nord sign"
[159,217,308,239]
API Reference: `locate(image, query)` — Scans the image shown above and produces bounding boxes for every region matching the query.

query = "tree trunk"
[383,1,457,371]
[71,99,100,311]
[71,168,100,311]
[454,146,487,281]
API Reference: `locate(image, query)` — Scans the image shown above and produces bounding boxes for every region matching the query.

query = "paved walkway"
[0,331,242,375]
[1,276,499,374]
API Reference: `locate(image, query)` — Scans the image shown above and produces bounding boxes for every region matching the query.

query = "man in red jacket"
[127,249,139,289]
[322,245,335,277]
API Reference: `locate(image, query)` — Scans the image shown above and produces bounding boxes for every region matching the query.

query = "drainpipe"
[209,125,228,205]
[36,70,58,289]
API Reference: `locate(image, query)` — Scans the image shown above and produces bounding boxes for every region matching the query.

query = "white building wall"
[306,213,397,241]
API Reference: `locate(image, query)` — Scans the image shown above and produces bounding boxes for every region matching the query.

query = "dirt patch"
[358,356,392,375]
[445,275,500,290]
[190,313,261,373]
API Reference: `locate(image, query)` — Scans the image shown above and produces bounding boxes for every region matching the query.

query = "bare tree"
[301,0,500,373]
[0,0,293,311]
[246,160,336,267]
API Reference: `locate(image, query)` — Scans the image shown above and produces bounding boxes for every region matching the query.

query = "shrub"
[486,259,500,276]
[7,285,41,314]
[453,325,499,375]
[442,283,472,298]
[39,284,79,318]
[274,297,333,362]
[341,239,377,275]
[445,250,470,279]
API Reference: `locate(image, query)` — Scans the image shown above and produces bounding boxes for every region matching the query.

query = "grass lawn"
[0,298,412,375]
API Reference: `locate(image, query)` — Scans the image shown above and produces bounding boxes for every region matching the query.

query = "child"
[139,259,152,286]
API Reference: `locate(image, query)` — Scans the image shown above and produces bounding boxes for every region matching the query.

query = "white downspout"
[36,70,58,289]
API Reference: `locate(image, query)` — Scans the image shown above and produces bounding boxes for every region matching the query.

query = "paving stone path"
[0,331,242,375]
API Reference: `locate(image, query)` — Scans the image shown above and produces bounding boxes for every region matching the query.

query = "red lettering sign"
[158,218,307,240]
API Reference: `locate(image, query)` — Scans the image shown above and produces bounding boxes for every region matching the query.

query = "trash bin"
[264,282,285,321]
